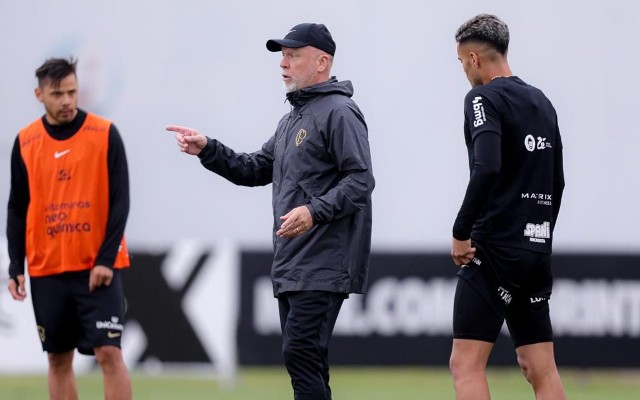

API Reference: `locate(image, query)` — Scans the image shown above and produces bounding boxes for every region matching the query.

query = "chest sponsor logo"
[54,149,71,159]
[44,201,93,238]
[524,221,551,243]
[524,134,552,152]
[521,192,552,206]
[472,96,486,127]
[295,129,307,146]
[83,124,106,132]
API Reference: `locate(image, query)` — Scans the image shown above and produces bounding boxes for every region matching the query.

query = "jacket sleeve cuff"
[305,204,322,225]
[197,137,215,160]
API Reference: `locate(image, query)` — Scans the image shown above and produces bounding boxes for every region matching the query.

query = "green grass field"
[2,367,640,400]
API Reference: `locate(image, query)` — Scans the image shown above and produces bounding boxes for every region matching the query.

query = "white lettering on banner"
[252,277,457,336]
[339,277,456,336]
[253,276,640,339]
[552,279,640,337]
[253,277,280,335]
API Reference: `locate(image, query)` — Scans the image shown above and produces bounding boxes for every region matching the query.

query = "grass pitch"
[1,367,639,399]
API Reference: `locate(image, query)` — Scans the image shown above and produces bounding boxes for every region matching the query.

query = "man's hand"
[166,125,208,156]
[8,275,26,301]
[89,265,114,292]
[277,206,314,238]
[451,238,476,266]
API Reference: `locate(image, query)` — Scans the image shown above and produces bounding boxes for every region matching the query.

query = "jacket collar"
[286,77,353,108]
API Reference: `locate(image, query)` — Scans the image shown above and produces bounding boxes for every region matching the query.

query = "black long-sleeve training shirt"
[453,76,565,253]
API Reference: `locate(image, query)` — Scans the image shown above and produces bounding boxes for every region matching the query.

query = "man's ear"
[317,54,330,73]
[470,52,481,69]
[35,87,44,103]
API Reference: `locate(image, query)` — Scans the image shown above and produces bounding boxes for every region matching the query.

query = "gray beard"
[284,81,297,93]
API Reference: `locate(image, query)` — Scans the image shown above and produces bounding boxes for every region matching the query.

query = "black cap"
[266,23,336,56]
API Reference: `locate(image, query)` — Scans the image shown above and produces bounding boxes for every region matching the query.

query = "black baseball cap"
[266,23,336,56]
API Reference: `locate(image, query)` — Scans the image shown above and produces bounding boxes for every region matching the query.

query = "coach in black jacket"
[167,23,374,400]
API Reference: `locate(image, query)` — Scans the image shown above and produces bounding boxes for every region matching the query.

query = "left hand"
[8,275,27,301]
[451,238,476,266]
[277,206,313,238]
[89,265,114,292]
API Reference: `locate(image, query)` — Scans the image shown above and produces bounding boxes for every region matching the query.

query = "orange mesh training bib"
[19,113,129,277]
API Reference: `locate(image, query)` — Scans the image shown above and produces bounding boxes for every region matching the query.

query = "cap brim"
[266,38,308,52]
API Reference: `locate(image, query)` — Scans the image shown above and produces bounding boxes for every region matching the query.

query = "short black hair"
[35,57,77,88]
[455,14,510,55]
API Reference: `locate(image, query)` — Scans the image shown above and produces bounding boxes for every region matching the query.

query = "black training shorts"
[30,269,126,355]
[452,242,553,347]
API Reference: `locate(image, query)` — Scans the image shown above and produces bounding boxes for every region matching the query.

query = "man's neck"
[483,68,512,85]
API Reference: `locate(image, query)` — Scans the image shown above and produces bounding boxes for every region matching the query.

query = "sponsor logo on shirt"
[44,201,93,238]
[96,316,124,332]
[524,221,551,243]
[521,192,552,206]
[524,134,552,152]
[54,149,71,159]
[472,96,486,127]
[21,132,43,147]
[82,124,107,132]
[498,286,512,305]
[530,296,547,304]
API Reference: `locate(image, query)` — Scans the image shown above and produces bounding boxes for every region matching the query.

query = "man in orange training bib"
[7,57,132,400]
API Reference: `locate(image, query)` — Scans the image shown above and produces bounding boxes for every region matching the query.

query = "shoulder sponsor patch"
[471,96,486,127]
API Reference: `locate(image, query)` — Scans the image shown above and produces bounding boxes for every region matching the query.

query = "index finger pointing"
[165,125,194,135]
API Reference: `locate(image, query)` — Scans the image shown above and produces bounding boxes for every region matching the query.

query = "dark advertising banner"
[238,252,640,367]
[115,248,640,369]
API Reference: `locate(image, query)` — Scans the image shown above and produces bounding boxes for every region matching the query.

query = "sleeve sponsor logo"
[472,96,486,127]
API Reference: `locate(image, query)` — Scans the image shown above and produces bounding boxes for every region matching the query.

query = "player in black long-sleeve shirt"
[449,14,566,400]
[6,57,132,400]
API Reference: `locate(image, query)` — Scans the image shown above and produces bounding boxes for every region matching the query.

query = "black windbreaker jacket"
[198,78,375,296]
